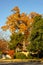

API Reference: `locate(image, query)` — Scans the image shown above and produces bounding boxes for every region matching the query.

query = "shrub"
[27,53,33,59]
[14,52,27,59]
[27,53,40,59]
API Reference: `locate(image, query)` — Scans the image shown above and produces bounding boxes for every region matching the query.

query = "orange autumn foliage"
[12,6,20,13]
[8,50,14,58]
[19,24,27,32]
[0,39,9,51]
[1,6,40,34]
[1,25,8,31]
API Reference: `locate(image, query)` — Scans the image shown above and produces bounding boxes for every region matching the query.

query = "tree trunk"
[22,39,26,51]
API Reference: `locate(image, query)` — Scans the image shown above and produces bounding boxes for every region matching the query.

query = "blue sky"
[0,0,43,27]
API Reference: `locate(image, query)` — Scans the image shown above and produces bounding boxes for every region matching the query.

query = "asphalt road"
[0,62,43,65]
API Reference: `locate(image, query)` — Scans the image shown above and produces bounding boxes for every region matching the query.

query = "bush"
[27,53,33,59]
[14,52,27,59]
[27,53,40,59]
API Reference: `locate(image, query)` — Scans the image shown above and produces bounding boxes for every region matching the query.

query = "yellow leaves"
[19,24,27,31]
[27,18,34,27]
[20,13,29,24]
[21,13,26,17]
[9,25,14,29]
[13,13,20,21]
[7,13,20,23]
[1,25,8,31]
[12,6,20,13]
[2,7,38,34]
[7,16,14,22]
[19,29,24,33]
[6,21,13,25]
[14,15,20,21]
[7,16,11,21]
[9,28,15,33]
[9,25,15,33]
[20,16,26,22]
[29,12,41,18]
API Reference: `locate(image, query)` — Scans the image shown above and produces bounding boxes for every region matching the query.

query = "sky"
[0,0,43,26]
[0,0,43,40]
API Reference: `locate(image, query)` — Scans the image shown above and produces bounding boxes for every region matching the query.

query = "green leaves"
[28,16,43,52]
[9,33,24,50]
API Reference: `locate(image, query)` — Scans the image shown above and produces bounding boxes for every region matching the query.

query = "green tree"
[27,16,43,53]
[9,33,24,50]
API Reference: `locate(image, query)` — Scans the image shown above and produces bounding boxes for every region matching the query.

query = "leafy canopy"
[27,15,43,52]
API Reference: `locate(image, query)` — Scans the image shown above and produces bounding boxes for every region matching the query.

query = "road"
[0,62,43,65]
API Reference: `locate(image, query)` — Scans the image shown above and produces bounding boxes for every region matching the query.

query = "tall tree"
[1,6,40,50]
[27,15,43,53]
[1,6,34,34]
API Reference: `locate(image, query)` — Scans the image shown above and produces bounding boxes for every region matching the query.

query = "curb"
[0,59,43,63]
